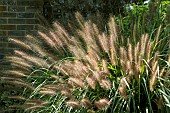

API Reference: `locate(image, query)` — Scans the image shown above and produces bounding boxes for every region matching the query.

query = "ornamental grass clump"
[1,12,169,113]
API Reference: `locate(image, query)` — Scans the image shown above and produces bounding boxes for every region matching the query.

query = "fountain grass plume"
[2,12,169,112]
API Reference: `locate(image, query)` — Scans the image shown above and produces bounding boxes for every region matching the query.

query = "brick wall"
[0,0,43,68]
[0,0,130,69]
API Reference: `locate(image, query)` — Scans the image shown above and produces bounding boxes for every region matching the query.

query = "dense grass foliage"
[0,1,170,113]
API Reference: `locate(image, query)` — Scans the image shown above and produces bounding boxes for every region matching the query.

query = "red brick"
[17,25,34,30]
[0,12,16,17]
[25,19,39,24]
[17,13,35,18]
[8,19,25,24]
[0,18,7,24]
[0,6,7,11]
[8,30,25,36]
[8,6,25,12]
[0,25,16,30]
[0,31,7,36]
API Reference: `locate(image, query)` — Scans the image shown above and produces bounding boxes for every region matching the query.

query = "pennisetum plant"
[1,12,169,113]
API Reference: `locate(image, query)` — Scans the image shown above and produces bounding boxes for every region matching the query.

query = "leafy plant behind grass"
[1,10,170,113]
[119,0,170,43]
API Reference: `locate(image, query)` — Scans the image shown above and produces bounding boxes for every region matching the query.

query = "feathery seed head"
[99,79,112,90]
[0,80,34,90]
[7,70,27,78]
[159,68,165,77]
[127,43,133,62]
[60,90,73,98]
[150,60,159,92]
[101,59,110,74]
[66,100,80,108]
[92,71,101,82]
[80,98,92,108]
[14,50,50,68]
[8,96,26,101]
[98,33,109,53]
[118,77,128,99]
[38,31,56,47]
[94,98,110,110]
[86,76,96,90]
[24,105,45,112]
[69,77,86,89]
[9,58,31,69]
[85,55,99,71]
[9,38,31,50]
[108,17,117,43]
[39,90,56,96]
